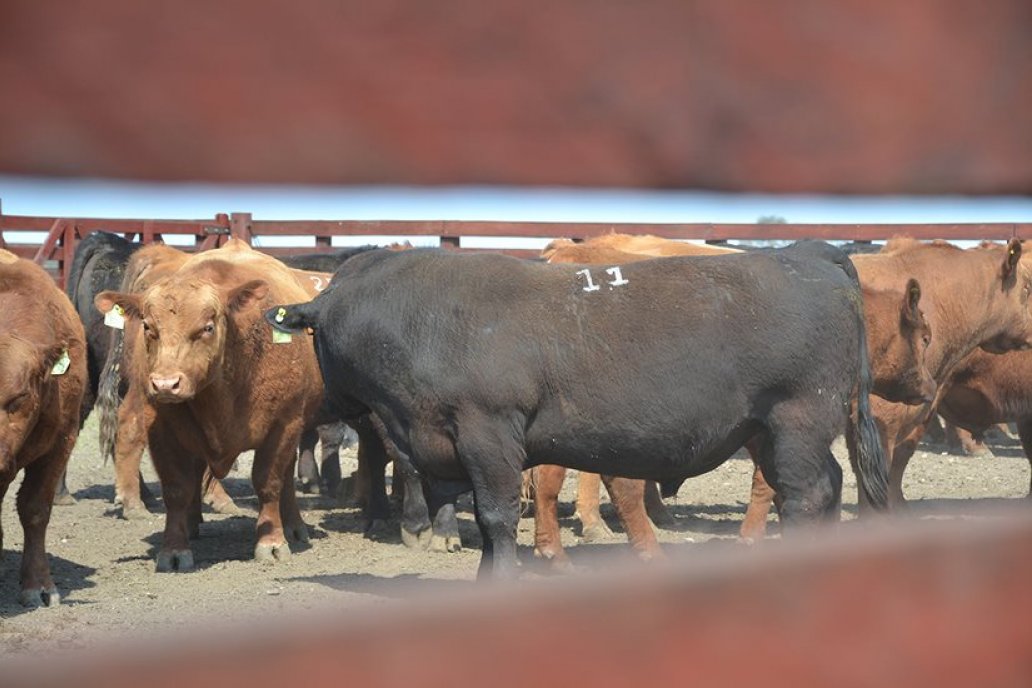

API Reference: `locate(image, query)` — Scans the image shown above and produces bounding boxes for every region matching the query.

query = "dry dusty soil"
[1,413,1029,658]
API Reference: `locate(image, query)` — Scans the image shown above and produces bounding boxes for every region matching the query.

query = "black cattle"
[64,231,143,424]
[268,243,888,577]
[57,231,142,503]
[279,245,382,273]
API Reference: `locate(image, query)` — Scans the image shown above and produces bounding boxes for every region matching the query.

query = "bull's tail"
[834,253,889,509]
[97,328,125,464]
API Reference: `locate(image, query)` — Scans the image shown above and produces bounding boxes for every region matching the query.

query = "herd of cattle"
[3,230,1032,606]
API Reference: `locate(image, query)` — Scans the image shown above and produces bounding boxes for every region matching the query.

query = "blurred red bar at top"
[0,0,1029,193]
[7,510,1032,688]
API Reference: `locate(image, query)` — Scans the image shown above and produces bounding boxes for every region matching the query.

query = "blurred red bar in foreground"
[9,512,1032,688]
[0,1,1029,193]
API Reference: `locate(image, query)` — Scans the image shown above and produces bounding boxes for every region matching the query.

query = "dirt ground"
[1,413,1029,657]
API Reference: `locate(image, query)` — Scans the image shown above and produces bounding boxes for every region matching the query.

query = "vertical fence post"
[59,221,77,289]
[0,198,5,249]
[230,212,253,246]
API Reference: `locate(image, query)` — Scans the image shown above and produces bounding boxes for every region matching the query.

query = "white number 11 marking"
[576,268,601,292]
[576,266,629,292]
[605,266,629,286]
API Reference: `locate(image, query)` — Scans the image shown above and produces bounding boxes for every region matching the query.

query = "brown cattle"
[103,246,332,520]
[936,348,1032,495]
[535,236,937,564]
[0,249,87,606]
[96,240,323,569]
[747,239,1032,532]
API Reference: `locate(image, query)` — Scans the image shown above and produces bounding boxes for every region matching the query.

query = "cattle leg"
[643,480,675,528]
[394,453,433,549]
[1014,418,1032,498]
[944,422,991,457]
[53,470,75,506]
[279,456,310,544]
[318,423,344,497]
[15,445,71,607]
[351,416,394,540]
[296,426,321,494]
[113,385,153,519]
[532,464,573,571]
[426,483,462,553]
[600,476,664,562]
[201,468,242,515]
[149,435,200,572]
[757,425,841,531]
[456,420,524,580]
[740,463,777,543]
[575,471,611,541]
[251,424,305,564]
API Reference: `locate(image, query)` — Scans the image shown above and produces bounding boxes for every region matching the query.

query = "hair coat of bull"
[268,242,887,577]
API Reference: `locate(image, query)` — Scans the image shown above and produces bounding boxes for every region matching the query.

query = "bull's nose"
[150,374,183,395]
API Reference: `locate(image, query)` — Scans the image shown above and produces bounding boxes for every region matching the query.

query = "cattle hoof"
[363,519,392,541]
[19,586,60,608]
[53,493,76,507]
[285,523,310,544]
[400,526,432,550]
[156,549,195,573]
[207,498,244,516]
[255,542,291,564]
[120,504,152,521]
[429,534,462,553]
[534,550,575,574]
[297,479,321,496]
[580,522,612,543]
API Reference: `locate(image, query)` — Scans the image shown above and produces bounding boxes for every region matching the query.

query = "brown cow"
[96,240,323,569]
[0,249,87,605]
[746,238,1032,531]
[535,236,937,564]
[936,348,1032,495]
[103,247,332,520]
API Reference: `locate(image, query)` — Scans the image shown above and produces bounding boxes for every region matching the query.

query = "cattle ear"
[901,278,923,326]
[265,302,319,334]
[226,280,269,313]
[1003,238,1022,279]
[95,291,142,319]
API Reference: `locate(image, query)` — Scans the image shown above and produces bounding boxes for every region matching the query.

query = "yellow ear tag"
[104,304,125,330]
[274,307,287,323]
[51,349,71,376]
[272,329,293,344]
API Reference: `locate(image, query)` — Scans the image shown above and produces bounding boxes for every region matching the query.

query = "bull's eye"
[143,321,158,340]
[5,393,28,413]
[203,322,215,335]
[922,334,931,347]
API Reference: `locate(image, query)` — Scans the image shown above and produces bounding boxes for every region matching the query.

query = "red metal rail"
[3,209,1031,288]
[7,511,1032,688]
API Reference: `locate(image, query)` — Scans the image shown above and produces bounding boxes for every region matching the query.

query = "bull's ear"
[226,280,269,313]
[265,302,318,334]
[95,291,142,319]
[1003,238,1022,279]
[901,278,923,326]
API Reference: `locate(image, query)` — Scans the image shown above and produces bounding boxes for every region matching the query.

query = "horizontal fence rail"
[2,207,1032,287]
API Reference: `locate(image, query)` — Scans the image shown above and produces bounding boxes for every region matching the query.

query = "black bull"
[268,243,888,577]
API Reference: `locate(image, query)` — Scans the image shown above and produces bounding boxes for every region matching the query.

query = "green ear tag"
[272,329,293,344]
[104,304,125,330]
[51,349,71,376]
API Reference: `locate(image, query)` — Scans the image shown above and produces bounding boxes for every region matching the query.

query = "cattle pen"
[3,210,1032,687]
[2,207,1032,287]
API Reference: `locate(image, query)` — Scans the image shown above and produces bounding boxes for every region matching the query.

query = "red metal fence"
[3,209,1032,288]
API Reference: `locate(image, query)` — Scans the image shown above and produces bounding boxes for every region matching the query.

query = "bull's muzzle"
[149,373,185,399]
